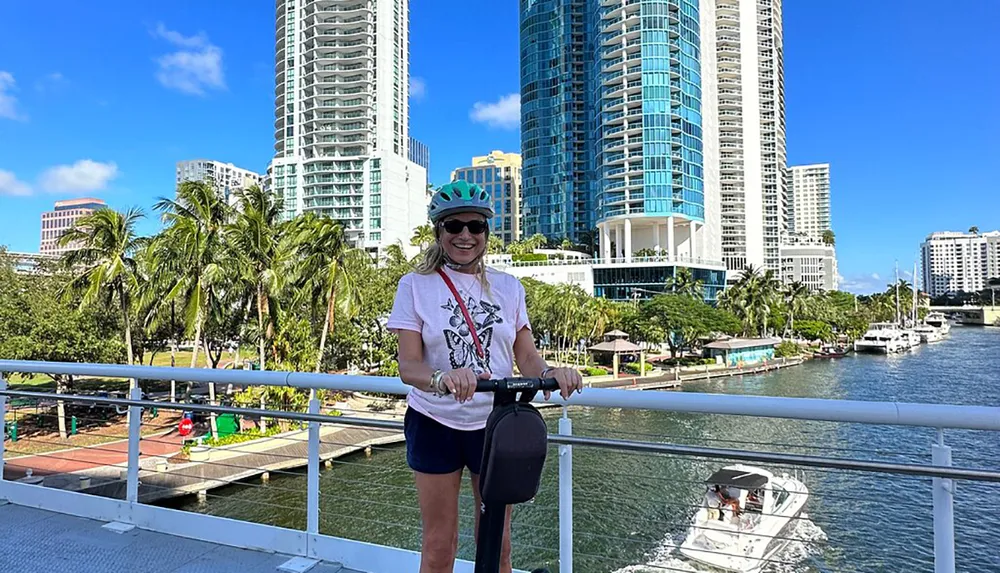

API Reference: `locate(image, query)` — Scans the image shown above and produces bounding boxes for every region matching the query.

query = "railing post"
[558,406,573,573]
[307,397,321,535]
[932,429,955,573]
[1,374,7,482]
[126,387,143,503]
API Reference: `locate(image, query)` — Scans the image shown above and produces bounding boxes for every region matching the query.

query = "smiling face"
[438,212,489,269]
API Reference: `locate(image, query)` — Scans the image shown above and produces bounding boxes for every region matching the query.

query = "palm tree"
[822,230,836,245]
[291,214,365,372]
[135,236,186,401]
[719,265,780,336]
[526,233,548,251]
[487,234,504,254]
[666,268,704,299]
[783,281,810,337]
[969,226,980,235]
[154,180,230,438]
[154,180,231,370]
[227,185,285,371]
[60,207,145,372]
[410,224,434,250]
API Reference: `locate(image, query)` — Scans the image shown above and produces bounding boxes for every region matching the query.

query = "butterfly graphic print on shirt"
[441,293,504,374]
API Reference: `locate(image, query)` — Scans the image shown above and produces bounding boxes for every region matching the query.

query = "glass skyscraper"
[519,0,727,301]
[520,0,593,243]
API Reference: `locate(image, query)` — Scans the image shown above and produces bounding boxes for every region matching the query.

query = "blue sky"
[0,0,997,294]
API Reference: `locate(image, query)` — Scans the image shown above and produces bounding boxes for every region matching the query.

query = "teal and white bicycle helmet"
[428,180,494,223]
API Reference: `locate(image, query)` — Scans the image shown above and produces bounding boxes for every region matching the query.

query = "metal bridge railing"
[2,360,1000,573]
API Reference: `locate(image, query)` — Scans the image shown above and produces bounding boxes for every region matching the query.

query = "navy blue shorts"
[404,407,486,475]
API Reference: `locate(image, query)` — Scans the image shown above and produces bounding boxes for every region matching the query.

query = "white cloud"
[839,272,890,294]
[0,71,26,121]
[0,169,32,196]
[39,160,119,193]
[409,76,427,101]
[153,23,225,96]
[470,93,520,129]
[35,72,67,93]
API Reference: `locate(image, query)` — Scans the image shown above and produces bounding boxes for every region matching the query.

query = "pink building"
[39,197,106,255]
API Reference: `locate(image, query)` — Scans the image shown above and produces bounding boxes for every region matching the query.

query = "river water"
[164,326,1000,573]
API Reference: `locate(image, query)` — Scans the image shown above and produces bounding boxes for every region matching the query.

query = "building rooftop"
[925,231,1000,240]
[53,197,105,209]
[704,337,782,351]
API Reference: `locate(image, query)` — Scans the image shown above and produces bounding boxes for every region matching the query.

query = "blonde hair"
[414,233,491,290]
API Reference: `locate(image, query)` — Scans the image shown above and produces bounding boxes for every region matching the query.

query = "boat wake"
[611,513,828,573]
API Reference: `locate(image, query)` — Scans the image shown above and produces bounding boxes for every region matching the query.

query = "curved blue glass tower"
[520,0,594,242]
[520,0,726,301]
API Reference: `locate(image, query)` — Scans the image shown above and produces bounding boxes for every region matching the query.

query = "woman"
[387,180,583,573]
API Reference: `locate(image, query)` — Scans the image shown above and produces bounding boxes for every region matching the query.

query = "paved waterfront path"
[4,430,184,479]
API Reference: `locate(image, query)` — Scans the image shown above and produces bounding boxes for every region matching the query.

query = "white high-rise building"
[270,0,427,256]
[921,231,1000,298]
[176,160,263,206]
[788,163,830,241]
[780,238,838,292]
[715,0,787,279]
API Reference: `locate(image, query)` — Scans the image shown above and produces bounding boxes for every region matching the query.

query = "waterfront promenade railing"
[2,360,1000,573]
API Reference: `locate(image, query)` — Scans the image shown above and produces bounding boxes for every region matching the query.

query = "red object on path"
[178,418,193,437]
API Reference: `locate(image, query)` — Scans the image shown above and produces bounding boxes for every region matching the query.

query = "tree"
[969,226,980,235]
[0,253,123,439]
[783,281,809,337]
[666,267,704,299]
[291,214,365,372]
[410,224,434,251]
[639,294,732,358]
[718,265,780,336]
[487,234,505,254]
[154,180,231,438]
[228,185,286,371]
[794,320,834,342]
[822,230,836,245]
[59,207,145,377]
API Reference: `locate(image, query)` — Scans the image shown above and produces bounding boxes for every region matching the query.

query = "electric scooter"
[451,376,561,573]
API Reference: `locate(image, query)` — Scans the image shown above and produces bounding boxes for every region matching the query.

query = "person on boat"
[704,486,722,520]
[387,180,583,573]
[714,484,742,518]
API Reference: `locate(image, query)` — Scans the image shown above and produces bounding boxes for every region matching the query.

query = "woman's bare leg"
[414,469,464,573]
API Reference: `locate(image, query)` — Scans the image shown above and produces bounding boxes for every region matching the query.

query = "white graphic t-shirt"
[386,266,531,431]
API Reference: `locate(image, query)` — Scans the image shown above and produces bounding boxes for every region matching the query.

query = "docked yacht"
[912,322,944,344]
[924,312,951,337]
[679,465,809,573]
[853,322,910,354]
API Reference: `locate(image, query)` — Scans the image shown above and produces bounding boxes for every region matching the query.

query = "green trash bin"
[216,413,239,438]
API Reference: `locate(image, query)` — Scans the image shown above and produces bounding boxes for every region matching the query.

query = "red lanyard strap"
[437,268,486,359]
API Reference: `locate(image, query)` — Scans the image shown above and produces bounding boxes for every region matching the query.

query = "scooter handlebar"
[474,377,562,393]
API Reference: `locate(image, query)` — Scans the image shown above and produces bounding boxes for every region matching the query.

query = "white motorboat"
[900,327,922,349]
[853,322,909,354]
[679,465,809,573]
[912,322,943,343]
[924,312,951,337]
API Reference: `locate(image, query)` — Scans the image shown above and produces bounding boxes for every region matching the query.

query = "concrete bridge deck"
[0,503,364,573]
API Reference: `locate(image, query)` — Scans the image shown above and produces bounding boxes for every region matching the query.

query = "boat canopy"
[704,469,769,490]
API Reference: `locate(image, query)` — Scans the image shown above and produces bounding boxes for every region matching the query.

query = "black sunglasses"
[440,219,489,235]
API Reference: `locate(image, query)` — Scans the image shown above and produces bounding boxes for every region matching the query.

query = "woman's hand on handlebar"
[442,368,491,403]
[543,367,584,401]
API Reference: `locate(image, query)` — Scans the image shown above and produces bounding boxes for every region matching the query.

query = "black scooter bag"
[474,389,550,573]
[480,391,548,504]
